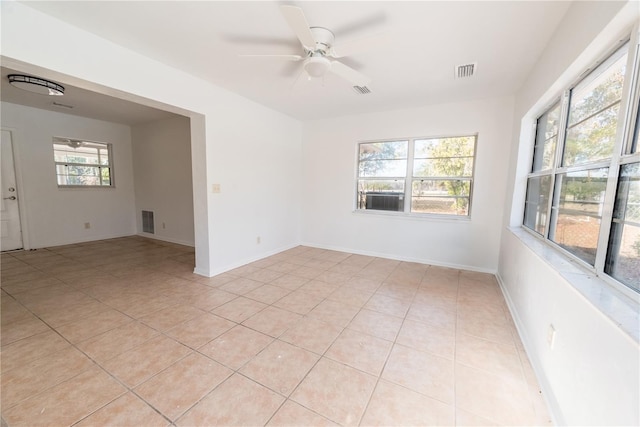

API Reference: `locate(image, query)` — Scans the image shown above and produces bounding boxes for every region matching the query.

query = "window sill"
[509,226,640,343]
[352,209,471,222]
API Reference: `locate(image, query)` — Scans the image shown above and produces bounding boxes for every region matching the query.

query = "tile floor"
[0,236,552,426]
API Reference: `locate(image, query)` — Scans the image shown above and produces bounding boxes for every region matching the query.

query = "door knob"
[3,196,16,200]
[8,187,15,192]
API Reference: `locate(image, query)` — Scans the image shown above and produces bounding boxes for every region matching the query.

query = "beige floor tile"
[292,266,325,279]
[455,409,498,426]
[241,340,319,396]
[219,277,264,295]
[2,365,126,427]
[298,280,340,299]
[396,318,455,359]
[343,276,382,293]
[245,284,292,305]
[139,304,205,332]
[135,352,232,421]
[273,289,325,314]
[75,392,170,427]
[0,330,71,373]
[455,363,536,426]
[1,299,34,326]
[211,296,267,322]
[0,315,50,346]
[245,268,284,283]
[456,333,524,381]
[458,310,514,345]
[56,309,132,343]
[327,287,373,308]
[243,306,302,337]
[76,321,158,363]
[307,299,360,327]
[267,400,338,426]
[198,325,274,370]
[382,344,454,404]
[348,309,403,342]
[36,300,112,329]
[325,329,392,376]
[279,316,343,355]
[406,301,456,330]
[176,374,284,426]
[266,261,301,274]
[364,293,411,318]
[101,335,190,387]
[181,287,237,311]
[314,271,352,286]
[270,274,310,290]
[291,357,376,426]
[164,313,235,349]
[1,346,95,409]
[361,380,455,426]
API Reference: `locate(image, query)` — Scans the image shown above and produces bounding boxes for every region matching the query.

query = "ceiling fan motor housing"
[309,27,335,54]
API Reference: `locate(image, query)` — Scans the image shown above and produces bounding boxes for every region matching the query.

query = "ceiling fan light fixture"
[8,74,65,96]
[304,56,330,78]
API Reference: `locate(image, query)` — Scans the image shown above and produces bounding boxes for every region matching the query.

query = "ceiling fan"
[242,5,381,87]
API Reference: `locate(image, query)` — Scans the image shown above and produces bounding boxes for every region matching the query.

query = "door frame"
[1,127,30,250]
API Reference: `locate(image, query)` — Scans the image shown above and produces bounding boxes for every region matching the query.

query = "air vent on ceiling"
[142,210,154,234]
[455,62,477,79]
[353,85,371,95]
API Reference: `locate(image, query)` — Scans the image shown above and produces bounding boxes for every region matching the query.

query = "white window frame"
[355,134,478,219]
[523,34,640,297]
[53,137,114,188]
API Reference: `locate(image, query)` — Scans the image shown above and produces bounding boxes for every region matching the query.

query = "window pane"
[413,157,473,177]
[359,141,408,161]
[53,144,101,165]
[411,180,470,215]
[605,162,640,292]
[359,159,407,177]
[550,168,609,265]
[357,180,404,211]
[524,175,552,235]
[633,98,639,154]
[563,50,626,166]
[532,103,560,172]
[414,136,475,158]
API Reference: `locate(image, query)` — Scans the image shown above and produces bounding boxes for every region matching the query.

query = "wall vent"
[353,85,371,94]
[455,62,477,79]
[142,210,154,234]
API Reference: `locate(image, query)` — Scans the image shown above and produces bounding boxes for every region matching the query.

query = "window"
[356,135,476,217]
[523,41,640,293]
[53,137,113,187]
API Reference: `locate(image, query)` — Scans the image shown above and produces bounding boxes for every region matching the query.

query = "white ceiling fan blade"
[239,54,304,61]
[330,33,386,58]
[280,5,316,49]
[329,61,371,86]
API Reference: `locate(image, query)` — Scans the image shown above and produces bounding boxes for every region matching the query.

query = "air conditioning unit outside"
[365,192,404,211]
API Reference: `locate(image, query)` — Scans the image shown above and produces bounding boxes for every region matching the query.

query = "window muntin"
[356,136,476,217]
[53,138,113,187]
[605,162,640,291]
[523,39,640,294]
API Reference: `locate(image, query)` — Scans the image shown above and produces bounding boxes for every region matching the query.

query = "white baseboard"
[137,232,194,247]
[299,241,497,274]
[28,231,137,250]
[198,242,301,277]
[495,272,562,426]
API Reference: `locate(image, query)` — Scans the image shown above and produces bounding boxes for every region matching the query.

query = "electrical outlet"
[256,236,261,244]
[84,222,91,229]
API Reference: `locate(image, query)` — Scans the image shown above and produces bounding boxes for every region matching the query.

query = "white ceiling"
[13,1,572,122]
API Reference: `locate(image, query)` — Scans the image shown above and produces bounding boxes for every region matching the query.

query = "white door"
[1,130,23,251]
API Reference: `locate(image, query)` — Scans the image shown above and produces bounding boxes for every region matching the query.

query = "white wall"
[1,1,303,275]
[132,116,194,246]
[301,96,514,272]
[0,102,136,248]
[498,1,640,425]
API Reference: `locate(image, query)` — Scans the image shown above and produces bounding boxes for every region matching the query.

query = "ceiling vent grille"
[455,63,477,79]
[353,85,371,94]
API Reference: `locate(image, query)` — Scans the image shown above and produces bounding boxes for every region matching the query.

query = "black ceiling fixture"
[8,74,64,96]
